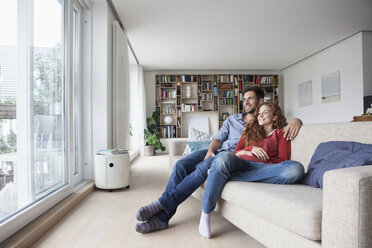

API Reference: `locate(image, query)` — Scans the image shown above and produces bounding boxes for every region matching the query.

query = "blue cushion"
[187,141,211,153]
[300,141,372,188]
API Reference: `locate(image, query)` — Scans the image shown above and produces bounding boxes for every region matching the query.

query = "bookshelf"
[155,73,279,138]
[156,76,178,138]
[217,75,235,128]
[200,74,216,112]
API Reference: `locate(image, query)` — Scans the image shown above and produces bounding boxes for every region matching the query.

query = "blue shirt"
[215,114,246,152]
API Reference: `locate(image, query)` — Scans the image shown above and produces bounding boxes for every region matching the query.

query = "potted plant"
[144,109,165,156]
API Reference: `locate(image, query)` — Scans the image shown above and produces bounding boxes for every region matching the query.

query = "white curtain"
[129,64,146,155]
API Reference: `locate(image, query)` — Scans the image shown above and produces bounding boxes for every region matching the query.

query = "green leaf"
[144,110,164,153]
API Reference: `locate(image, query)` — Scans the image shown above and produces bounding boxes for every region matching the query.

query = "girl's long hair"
[242,103,286,146]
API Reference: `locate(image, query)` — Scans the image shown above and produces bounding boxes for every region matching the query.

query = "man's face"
[242,91,258,114]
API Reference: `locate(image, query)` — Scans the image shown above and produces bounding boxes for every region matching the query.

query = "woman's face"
[257,105,276,126]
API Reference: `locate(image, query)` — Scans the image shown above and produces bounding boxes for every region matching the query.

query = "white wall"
[363,31,372,97]
[92,1,109,155]
[82,6,93,179]
[129,64,139,151]
[91,1,129,156]
[106,4,115,148]
[283,32,364,124]
[112,22,130,150]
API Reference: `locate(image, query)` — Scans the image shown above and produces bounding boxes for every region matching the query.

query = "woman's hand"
[235,150,253,157]
[251,146,269,161]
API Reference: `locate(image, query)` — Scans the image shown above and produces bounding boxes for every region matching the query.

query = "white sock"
[199,211,211,239]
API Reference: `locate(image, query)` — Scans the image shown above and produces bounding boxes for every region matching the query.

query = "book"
[156,96,160,107]
[96,148,128,155]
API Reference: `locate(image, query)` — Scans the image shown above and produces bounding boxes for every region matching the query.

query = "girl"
[199,103,304,238]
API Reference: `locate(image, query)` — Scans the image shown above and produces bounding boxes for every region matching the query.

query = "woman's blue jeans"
[202,151,305,213]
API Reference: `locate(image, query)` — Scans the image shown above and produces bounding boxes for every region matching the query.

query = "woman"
[199,103,304,238]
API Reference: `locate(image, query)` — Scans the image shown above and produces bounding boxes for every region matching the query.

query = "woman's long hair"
[242,103,286,146]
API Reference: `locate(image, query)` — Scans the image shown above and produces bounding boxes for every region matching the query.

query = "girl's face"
[257,105,276,127]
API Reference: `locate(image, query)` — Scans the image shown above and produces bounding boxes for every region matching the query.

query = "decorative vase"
[186,86,191,98]
[164,116,173,125]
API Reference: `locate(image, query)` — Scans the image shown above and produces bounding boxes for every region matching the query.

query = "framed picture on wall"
[321,71,341,103]
[298,80,313,107]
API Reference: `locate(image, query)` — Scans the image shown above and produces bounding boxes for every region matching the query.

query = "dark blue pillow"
[300,141,372,188]
[187,141,211,153]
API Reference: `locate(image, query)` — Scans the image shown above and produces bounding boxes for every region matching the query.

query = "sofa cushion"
[219,181,323,240]
[187,140,211,153]
[183,127,214,156]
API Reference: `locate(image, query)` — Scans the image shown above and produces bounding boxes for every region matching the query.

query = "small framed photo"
[321,71,340,103]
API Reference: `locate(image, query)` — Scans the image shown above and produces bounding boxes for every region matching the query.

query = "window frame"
[71,0,84,185]
[0,0,75,243]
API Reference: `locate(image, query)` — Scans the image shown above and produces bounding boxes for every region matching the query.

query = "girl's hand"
[235,150,253,157]
[251,146,269,161]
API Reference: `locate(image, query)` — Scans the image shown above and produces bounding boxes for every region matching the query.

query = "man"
[135,87,302,233]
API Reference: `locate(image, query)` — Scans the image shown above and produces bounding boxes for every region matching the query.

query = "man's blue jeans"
[202,151,305,213]
[155,149,217,223]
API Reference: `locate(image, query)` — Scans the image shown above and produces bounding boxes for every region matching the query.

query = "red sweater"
[233,129,291,164]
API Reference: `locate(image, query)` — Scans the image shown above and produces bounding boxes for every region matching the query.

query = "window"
[0,0,18,217]
[31,0,67,197]
[0,0,78,242]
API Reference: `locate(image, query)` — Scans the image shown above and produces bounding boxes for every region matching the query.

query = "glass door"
[31,0,67,197]
[0,0,72,243]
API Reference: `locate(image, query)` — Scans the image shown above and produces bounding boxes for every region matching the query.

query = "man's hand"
[204,151,216,159]
[204,139,222,160]
[284,118,303,140]
[235,150,253,157]
[251,146,269,161]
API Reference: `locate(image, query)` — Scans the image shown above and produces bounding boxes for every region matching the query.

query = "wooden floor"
[32,154,265,248]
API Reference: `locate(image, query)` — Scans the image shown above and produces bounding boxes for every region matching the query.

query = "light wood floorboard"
[31,154,265,248]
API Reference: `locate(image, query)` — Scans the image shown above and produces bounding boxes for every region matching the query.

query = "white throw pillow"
[183,127,214,156]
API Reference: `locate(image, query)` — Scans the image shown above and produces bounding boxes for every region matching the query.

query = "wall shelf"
[156,74,279,138]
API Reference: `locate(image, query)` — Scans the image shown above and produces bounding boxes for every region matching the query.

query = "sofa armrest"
[169,140,187,156]
[168,140,187,174]
[322,165,372,248]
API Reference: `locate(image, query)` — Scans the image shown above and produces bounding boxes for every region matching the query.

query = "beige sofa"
[169,122,372,248]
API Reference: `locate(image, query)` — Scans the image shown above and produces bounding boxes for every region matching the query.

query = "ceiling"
[112,0,372,71]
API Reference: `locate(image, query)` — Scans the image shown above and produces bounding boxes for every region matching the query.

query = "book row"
[161,89,177,98]
[181,75,197,82]
[202,92,213,101]
[219,98,234,105]
[220,90,234,97]
[160,75,177,82]
[202,82,213,90]
[162,125,177,138]
[218,75,234,82]
[182,104,198,112]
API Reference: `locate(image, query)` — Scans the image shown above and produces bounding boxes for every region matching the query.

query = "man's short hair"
[242,86,265,100]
